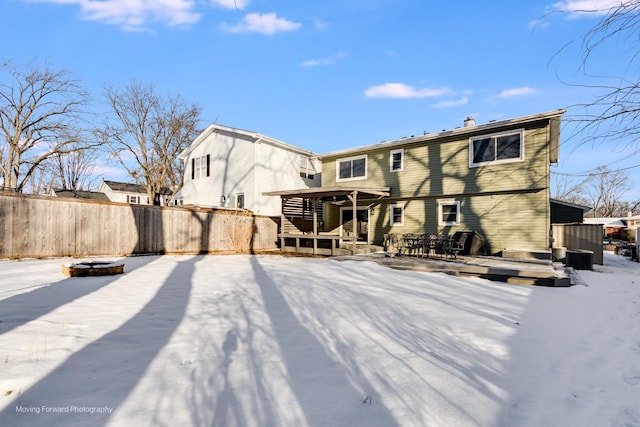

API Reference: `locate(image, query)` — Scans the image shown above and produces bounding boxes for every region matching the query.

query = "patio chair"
[400,233,419,256]
[446,235,464,259]
[423,234,438,258]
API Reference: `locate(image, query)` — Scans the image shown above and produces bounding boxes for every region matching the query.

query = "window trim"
[192,154,210,179]
[336,154,368,182]
[390,149,404,172]
[235,193,245,209]
[390,203,405,226]
[438,200,460,226]
[300,156,316,180]
[469,129,524,167]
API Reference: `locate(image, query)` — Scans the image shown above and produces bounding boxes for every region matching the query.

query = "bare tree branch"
[553,2,640,150]
[97,80,202,205]
[0,61,95,192]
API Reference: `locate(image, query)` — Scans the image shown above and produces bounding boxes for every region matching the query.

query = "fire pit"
[62,261,125,277]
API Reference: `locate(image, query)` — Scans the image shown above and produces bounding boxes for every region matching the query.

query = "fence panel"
[552,223,603,265]
[0,193,277,258]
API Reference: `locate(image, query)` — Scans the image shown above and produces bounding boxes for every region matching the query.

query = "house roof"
[178,123,318,161]
[53,189,110,201]
[550,198,592,212]
[102,180,172,195]
[320,109,566,158]
[584,218,626,228]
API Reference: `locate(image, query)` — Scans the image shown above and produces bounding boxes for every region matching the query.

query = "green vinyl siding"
[320,118,555,253]
[322,122,550,199]
[348,190,549,254]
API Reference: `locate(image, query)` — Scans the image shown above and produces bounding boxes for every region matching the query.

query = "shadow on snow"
[0,256,197,427]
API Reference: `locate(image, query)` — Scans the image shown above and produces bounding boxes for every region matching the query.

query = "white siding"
[181,130,255,209]
[180,126,320,216]
[97,182,149,204]
[254,142,320,216]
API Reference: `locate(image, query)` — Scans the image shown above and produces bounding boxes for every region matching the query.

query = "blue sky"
[1,0,639,199]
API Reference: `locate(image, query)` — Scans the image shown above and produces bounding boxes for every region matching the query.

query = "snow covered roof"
[584,217,626,228]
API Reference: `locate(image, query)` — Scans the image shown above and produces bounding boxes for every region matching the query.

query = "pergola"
[264,186,390,255]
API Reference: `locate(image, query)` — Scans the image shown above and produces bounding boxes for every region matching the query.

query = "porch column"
[280,197,286,251]
[347,191,358,253]
[311,197,318,254]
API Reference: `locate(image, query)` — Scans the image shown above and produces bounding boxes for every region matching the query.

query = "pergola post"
[311,197,319,254]
[347,191,358,253]
[280,197,286,250]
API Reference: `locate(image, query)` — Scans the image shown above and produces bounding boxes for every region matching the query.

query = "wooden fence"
[552,223,603,265]
[0,193,278,259]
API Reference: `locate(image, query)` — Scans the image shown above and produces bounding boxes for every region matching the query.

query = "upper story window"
[300,156,315,180]
[337,155,367,182]
[390,149,404,172]
[127,195,140,204]
[469,129,524,167]
[192,154,210,179]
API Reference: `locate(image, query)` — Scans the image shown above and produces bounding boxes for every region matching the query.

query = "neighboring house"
[550,198,592,224]
[98,180,173,206]
[270,109,565,256]
[51,188,110,202]
[178,124,320,216]
[585,215,640,241]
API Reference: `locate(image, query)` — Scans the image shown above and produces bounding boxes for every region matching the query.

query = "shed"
[550,199,592,224]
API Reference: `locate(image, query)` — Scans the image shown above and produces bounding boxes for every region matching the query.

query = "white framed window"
[438,200,460,226]
[390,149,404,172]
[469,129,524,167]
[300,156,316,180]
[127,195,140,204]
[390,203,404,226]
[192,154,210,179]
[235,193,245,209]
[336,154,367,182]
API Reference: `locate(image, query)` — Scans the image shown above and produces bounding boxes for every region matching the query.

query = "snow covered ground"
[0,252,638,427]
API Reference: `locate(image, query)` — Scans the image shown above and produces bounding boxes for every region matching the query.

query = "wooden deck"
[333,253,573,287]
[279,234,358,256]
[279,234,385,256]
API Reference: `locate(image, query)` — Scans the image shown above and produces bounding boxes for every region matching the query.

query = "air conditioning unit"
[566,249,593,270]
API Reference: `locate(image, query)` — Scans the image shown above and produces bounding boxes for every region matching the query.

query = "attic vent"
[464,117,476,127]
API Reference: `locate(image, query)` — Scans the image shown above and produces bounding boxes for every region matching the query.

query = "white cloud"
[552,0,633,17]
[494,87,538,98]
[221,13,301,35]
[364,83,450,99]
[300,51,347,67]
[27,0,201,30]
[432,96,469,108]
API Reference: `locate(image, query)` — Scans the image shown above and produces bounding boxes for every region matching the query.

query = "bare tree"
[53,148,98,191]
[22,158,56,195]
[0,61,92,192]
[97,80,201,205]
[581,165,631,217]
[552,2,640,148]
[552,173,589,205]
